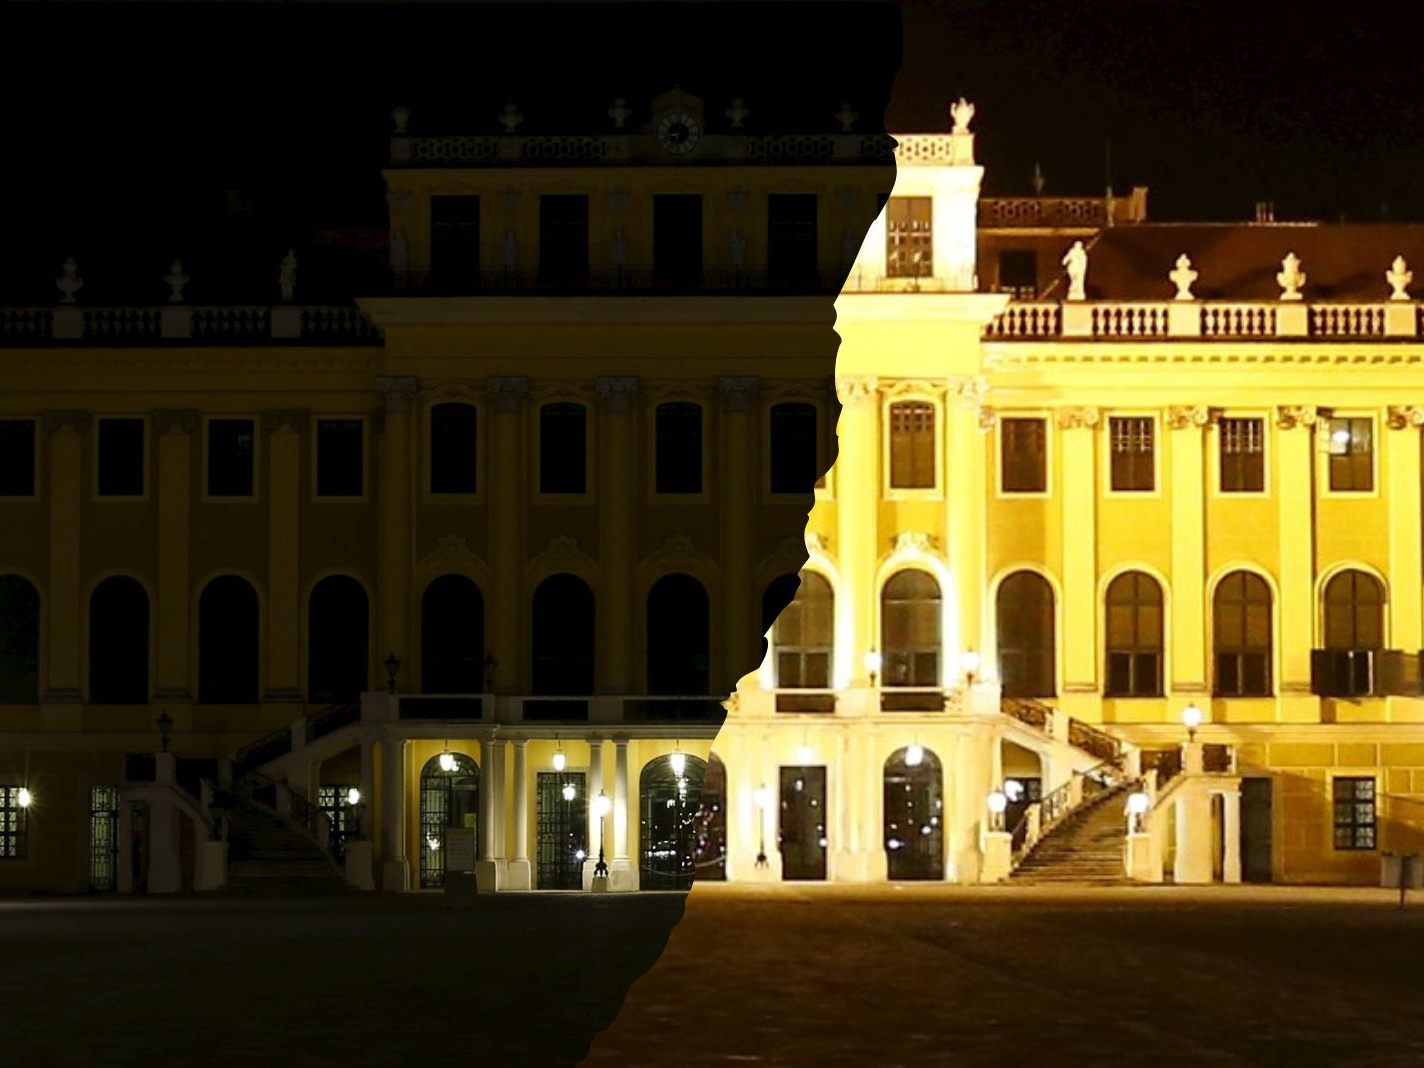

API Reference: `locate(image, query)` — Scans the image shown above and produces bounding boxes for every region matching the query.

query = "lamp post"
[345,786,365,840]
[383,652,401,695]
[960,649,982,687]
[155,709,173,753]
[1181,703,1203,743]
[552,735,566,772]
[592,789,611,879]
[1126,790,1150,834]
[864,649,882,688]
[753,783,772,868]
[986,789,1008,833]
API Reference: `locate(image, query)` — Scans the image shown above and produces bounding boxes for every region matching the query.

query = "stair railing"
[230,768,340,863]
[1009,758,1135,867]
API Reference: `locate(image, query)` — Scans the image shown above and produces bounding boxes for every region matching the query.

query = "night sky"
[1,0,1419,302]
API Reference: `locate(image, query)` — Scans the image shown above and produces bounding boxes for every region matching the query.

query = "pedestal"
[503,859,532,891]
[195,840,228,891]
[1126,831,1159,882]
[343,841,375,889]
[474,859,502,893]
[377,854,406,892]
[607,858,637,892]
[979,831,1012,883]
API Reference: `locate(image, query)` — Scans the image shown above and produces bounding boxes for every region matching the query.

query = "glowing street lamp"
[1004,779,1024,803]
[562,782,576,802]
[592,789,612,880]
[1126,790,1150,833]
[438,749,456,773]
[960,649,982,686]
[986,789,1008,832]
[552,734,567,772]
[864,649,882,687]
[345,786,365,840]
[17,788,32,809]
[670,743,687,779]
[1181,703,1204,743]
[754,783,773,868]
[904,743,925,768]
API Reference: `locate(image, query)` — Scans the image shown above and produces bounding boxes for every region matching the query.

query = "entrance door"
[89,785,120,891]
[1240,777,1273,883]
[779,766,827,880]
[537,770,587,889]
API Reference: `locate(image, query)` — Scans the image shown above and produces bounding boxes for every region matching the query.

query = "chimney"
[1254,201,1275,224]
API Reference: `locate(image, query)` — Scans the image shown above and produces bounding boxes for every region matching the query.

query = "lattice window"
[889,401,935,489]
[0,786,28,859]
[1000,418,1046,493]
[1333,777,1376,850]
[885,197,932,279]
[1109,416,1154,492]
[1327,417,1373,492]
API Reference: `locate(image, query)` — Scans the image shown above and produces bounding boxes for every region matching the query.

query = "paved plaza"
[4,885,1424,1067]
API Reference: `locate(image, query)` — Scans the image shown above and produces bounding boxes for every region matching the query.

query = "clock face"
[657,111,701,154]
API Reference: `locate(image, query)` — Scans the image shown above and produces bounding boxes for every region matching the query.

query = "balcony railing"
[391,265,848,296]
[392,131,897,167]
[0,304,380,346]
[1312,649,1424,698]
[986,299,1420,341]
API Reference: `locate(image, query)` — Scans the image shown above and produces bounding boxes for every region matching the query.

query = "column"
[378,737,407,891]
[1386,408,1424,656]
[376,377,420,692]
[262,409,306,702]
[154,411,197,711]
[719,377,759,690]
[611,736,635,890]
[583,736,607,889]
[596,377,640,693]
[41,410,87,714]
[475,736,497,891]
[359,740,375,838]
[1221,788,1242,884]
[835,377,879,694]
[1167,406,1210,703]
[485,377,528,692]
[507,739,531,889]
[1057,407,1100,717]
[490,739,507,860]
[946,378,988,692]
[1276,407,1319,721]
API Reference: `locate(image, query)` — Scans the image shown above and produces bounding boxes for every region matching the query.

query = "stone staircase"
[1010,783,1135,885]
[215,792,351,896]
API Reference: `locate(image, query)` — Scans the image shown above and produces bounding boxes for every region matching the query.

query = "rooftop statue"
[1169,254,1198,301]
[278,249,298,303]
[724,98,749,128]
[165,260,189,304]
[1387,255,1413,301]
[1276,252,1305,300]
[606,98,632,130]
[1062,241,1087,301]
[950,97,975,135]
[498,102,524,134]
[55,257,83,304]
[835,102,858,132]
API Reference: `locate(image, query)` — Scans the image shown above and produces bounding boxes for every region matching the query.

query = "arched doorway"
[640,752,708,890]
[308,575,369,703]
[419,752,479,888]
[420,575,484,693]
[883,746,943,880]
[693,754,727,881]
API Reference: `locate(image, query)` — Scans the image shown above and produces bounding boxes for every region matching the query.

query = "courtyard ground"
[5,884,1424,1067]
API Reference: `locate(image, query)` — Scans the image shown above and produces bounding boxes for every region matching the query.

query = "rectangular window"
[429,195,480,291]
[1332,776,1377,850]
[768,193,818,287]
[1109,416,1154,492]
[206,418,255,497]
[1219,417,1265,493]
[889,402,935,489]
[997,249,1038,296]
[1327,416,1373,492]
[653,194,703,287]
[429,403,478,494]
[538,194,589,284]
[770,403,818,494]
[540,403,587,494]
[0,419,36,497]
[1000,417,1047,493]
[885,197,932,279]
[0,786,28,859]
[655,403,702,494]
[316,419,364,497]
[96,418,145,496]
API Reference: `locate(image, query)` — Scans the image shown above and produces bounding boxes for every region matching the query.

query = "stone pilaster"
[376,376,419,693]
[41,410,89,709]
[595,376,639,692]
[485,376,527,692]
[718,376,760,689]
[261,409,307,702]
[153,410,198,708]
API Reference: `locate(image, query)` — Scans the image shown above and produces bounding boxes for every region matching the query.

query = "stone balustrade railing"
[392,132,899,166]
[0,305,379,345]
[987,300,1423,340]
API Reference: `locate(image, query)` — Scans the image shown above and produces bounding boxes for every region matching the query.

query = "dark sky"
[2,0,1419,301]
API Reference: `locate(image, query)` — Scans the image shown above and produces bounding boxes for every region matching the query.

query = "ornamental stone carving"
[546,535,580,558]
[595,376,640,413]
[376,375,421,413]
[1054,406,1100,429]
[260,409,307,433]
[55,257,83,304]
[153,409,199,435]
[1387,405,1424,430]
[278,249,298,303]
[724,97,749,128]
[42,409,92,434]
[718,376,760,413]
[950,375,988,407]
[836,375,878,405]
[1169,254,1198,301]
[497,102,524,134]
[834,102,858,132]
[486,376,529,413]
[164,260,189,304]
[949,97,975,134]
[1275,404,1319,429]
[978,406,999,431]
[892,530,935,555]
[1166,405,1211,430]
[1276,253,1306,301]
[1062,241,1087,301]
[656,534,697,559]
[1387,256,1413,301]
[805,530,827,555]
[391,105,410,134]
[417,533,484,580]
[606,98,632,129]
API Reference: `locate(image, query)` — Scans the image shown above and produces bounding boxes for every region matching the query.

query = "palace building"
[6,90,1424,895]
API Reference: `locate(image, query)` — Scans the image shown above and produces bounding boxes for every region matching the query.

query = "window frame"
[765,397,823,499]
[0,785,29,859]
[882,394,942,499]
[770,570,834,691]
[1210,412,1270,497]
[1103,412,1161,497]
[0,417,39,501]
[1330,774,1378,852]
[879,568,943,690]
[1321,412,1379,498]
[201,414,260,503]
[93,415,149,501]
[1211,569,1274,698]
[648,396,708,501]
[311,414,369,503]
[884,196,933,280]
[533,398,592,501]
[423,398,483,504]
[1102,570,1166,698]
[996,414,1051,498]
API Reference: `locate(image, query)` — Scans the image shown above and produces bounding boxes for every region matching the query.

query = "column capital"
[1054,405,1100,429]
[978,405,999,431]
[260,409,308,434]
[41,409,91,434]
[835,374,878,406]
[948,374,988,408]
[376,375,421,413]
[1387,405,1424,430]
[717,376,760,413]
[594,375,640,413]
[486,375,529,413]
[1165,405,1212,430]
[153,409,200,436]
[1275,404,1321,429]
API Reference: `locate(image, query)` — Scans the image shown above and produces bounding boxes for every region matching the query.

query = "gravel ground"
[584,883,1424,1068]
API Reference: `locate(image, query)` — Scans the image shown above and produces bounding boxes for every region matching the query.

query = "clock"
[656,111,701,155]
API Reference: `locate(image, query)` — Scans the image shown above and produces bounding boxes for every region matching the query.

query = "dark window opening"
[770,403,818,493]
[1327,416,1373,492]
[1219,417,1265,493]
[886,197,932,279]
[997,249,1038,295]
[539,195,589,285]
[97,418,145,496]
[653,194,703,287]
[1109,416,1154,492]
[1000,417,1047,493]
[655,402,702,494]
[430,195,480,292]
[540,403,587,494]
[768,193,818,287]
[316,419,363,497]
[430,403,478,494]
[0,420,36,497]
[1105,571,1163,697]
[207,419,255,497]
[889,401,935,489]
[1332,776,1376,850]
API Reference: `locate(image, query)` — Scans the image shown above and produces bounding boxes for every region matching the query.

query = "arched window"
[429,402,478,494]
[888,401,935,489]
[198,576,260,704]
[1213,571,1272,697]
[771,573,833,689]
[881,569,940,687]
[1104,571,1163,698]
[531,574,595,695]
[308,576,369,704]
[0,576,39,704]
[996,571,1055,698]
[89,577,149,704]
[419,752,479,889]
[539,403,587,494]
[647,574,710,694]
[883,746,943,880]
[420,576,484,694]
[694,753,727,882]
[640,752,709,890]
[1323,570,1385,650]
